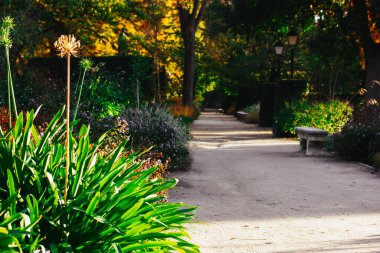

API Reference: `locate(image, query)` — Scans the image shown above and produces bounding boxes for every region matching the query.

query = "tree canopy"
[1,0,379,105]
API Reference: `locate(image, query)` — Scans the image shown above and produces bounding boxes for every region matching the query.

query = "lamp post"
[287,30,298,79]
[274,41,284,80]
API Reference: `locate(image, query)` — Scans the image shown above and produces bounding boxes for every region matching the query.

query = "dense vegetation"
[2,1,378,107]
[334,105,380,164]
[0,109,198,252]
[273,100,353,137]
[0,15,199,252]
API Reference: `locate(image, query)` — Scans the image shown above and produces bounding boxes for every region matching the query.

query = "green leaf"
[85,192,101,216]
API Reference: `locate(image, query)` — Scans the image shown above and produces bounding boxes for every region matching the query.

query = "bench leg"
[300,138,307,151]
[306,140,324,156]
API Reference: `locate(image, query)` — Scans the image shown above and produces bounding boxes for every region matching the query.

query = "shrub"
[0,109,198,252]
[97,117,168,183]
[245,111,259,124]
[169,105,200,125]
[79,67,137,120]
[242,103,260,124]
[122,105,189,170]
[81,116,169,182]
[164,97,182,106]
[242,103,260,114]
[333,105,380,163]
[166,97,200,125]
[273,99,353,137]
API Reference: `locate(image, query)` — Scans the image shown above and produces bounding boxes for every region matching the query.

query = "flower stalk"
[73,58,93,122]
[0,17,17,128]
[65,53,70,203]
[54,34,80,203]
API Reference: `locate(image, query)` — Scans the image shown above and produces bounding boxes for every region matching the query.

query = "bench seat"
[236,111,248,121]
[295,127,328,156]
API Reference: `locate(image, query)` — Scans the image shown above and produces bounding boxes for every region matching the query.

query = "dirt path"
[170,110,380,253]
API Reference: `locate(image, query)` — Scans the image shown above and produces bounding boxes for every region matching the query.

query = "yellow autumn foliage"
[33,0,206,98]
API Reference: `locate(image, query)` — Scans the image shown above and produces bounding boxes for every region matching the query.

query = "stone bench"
[295,127,328,156]
[236,111,248,121]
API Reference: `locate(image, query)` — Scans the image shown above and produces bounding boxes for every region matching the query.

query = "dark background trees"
[1,0,379,106]
[199,0,366,104]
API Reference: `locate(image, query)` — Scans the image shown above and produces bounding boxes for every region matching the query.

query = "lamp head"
[274,41,284,55]
[287,30,298,46]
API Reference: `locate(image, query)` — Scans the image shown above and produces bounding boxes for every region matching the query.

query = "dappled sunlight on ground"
[171,110,380,253]
[190,111,296,150]
[188,214,380,252]
[191,140,299,150]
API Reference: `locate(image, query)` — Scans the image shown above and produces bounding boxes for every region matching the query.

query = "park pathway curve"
[170,109,380,253]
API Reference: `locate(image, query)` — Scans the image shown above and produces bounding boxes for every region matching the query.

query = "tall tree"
[351,0,380,103]
[177,0,210,106]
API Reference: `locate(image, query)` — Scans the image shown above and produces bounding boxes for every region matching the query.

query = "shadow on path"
[170,110,380,252]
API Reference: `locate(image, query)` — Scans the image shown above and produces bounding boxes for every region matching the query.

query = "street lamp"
[274,41,284,80]
[287,30,298,79]
[275,41,284,56]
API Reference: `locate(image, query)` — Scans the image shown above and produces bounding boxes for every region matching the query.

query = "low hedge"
[273,100,353,137]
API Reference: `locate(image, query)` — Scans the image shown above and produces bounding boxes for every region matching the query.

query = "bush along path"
[170,109,380,253]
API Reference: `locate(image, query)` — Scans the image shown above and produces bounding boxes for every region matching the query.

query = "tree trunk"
[364,44,380,102]
[177,0,209,107]
[352,0,380,103]
[155,54,161,104]
[182,30,196,106]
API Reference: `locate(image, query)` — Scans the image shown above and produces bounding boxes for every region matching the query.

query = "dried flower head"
[80,58,94,71]
[367,98,378,106]
[0,16,15,47]
[358,88,367,95]
[54,34,81,57]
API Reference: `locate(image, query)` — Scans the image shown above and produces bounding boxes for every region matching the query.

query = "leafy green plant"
[122,105,189,170]
[0,184,41,253]
[273,99,353,137]
[0,109,198,252]
[242,103,260,114]
[80,69,134,119]
[242,103,260,124]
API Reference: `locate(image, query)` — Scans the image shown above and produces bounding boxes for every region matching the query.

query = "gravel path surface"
[170,110,380,253]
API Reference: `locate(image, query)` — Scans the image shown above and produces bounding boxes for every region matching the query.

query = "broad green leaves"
[0,109,198,252]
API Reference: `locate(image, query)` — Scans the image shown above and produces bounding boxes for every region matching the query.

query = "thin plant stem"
[6,47,17,117]
[64,54,70,204]
[5,47,17,128]
[73,69,87,122]
[54,34,80,203]
[75,69,83,95]
[6,48,11,129]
